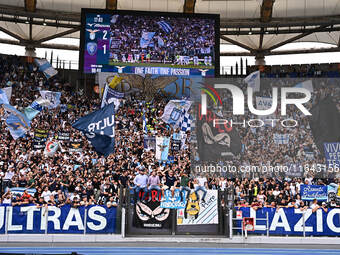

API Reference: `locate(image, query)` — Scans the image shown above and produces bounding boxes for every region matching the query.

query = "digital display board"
[80,9,220,77]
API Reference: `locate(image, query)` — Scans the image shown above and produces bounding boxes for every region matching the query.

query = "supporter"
[310,199,320,212]
[147,170,162,200]
[133,169,148,202]
[2,191,11,205]
[0,54,338,213]
[194,173,208,203]
[161,170,178,202]
[179,171,191,202]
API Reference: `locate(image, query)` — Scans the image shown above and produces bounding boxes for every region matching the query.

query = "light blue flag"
[158,36,165,47]
[34,59,58,79]
[24,97,51,120]
[23,107,40,121]
[140,32,155,48]
[3,104,31,140]
[0,89,9,105]
[156,136,170,161]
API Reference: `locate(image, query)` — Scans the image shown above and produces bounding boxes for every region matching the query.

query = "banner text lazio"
[237,207,340,236]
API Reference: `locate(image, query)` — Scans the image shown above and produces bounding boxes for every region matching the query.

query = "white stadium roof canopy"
[1,0,340,56]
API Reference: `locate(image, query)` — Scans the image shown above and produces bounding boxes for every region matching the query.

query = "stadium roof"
[1,0,340,57]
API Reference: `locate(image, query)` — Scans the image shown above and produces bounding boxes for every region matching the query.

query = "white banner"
[177,190,218,225]
[161,100,192,129]
[40,90,61,109]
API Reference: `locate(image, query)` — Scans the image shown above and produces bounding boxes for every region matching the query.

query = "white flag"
[294,80,313,93]
[44,141,59,157]
[161,100,192,129]
[244,70,260,92]
[40,90,61,109]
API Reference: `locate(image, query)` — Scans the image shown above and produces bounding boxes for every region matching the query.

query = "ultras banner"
[0,205,117,234]
[237,207,340,236]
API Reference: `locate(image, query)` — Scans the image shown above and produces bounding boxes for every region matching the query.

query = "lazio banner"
[236,207,340,236]
[0,205,116,234]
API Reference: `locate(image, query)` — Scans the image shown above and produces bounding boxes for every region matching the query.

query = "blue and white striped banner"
[34,59,58,79]
[157,21,173,33]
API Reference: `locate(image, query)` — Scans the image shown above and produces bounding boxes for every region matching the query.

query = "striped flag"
[24,97,51,120]
[157,21,173,33]
[34,59,58,79]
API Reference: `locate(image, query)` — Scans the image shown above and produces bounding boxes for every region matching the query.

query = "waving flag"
[72,103,115,156]
[0,87,12,104]
[44,140,59,157]
[157,36,165,47]
[244,70,260,92]
[143,107,148,133]
[24,97,51,120]
[0,89,9,105]
[161,100,192,129]
[140,32,155,48]
[179,111,192,132]
[34,59,58,79]
[40,90,61,109]
[3,104,30,140]
[101,85,124,111]
[109,75,123,89]
[157,21,173,33]
[294,80,313,93]
[156,136,170,161]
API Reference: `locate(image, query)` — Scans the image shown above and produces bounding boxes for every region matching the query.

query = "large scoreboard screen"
[80,9,219,77]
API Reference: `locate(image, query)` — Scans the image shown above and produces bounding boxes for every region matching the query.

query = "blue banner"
[160,188,188,209]
[300,185,328,201]
[0,205,116,234]
[101,85,124,110]
[324,143,340,168]
[72,103,115,156]
[236,207,340,236]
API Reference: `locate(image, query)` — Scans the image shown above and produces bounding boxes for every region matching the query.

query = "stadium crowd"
[0,54,339,210]
[109,15,215,66]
